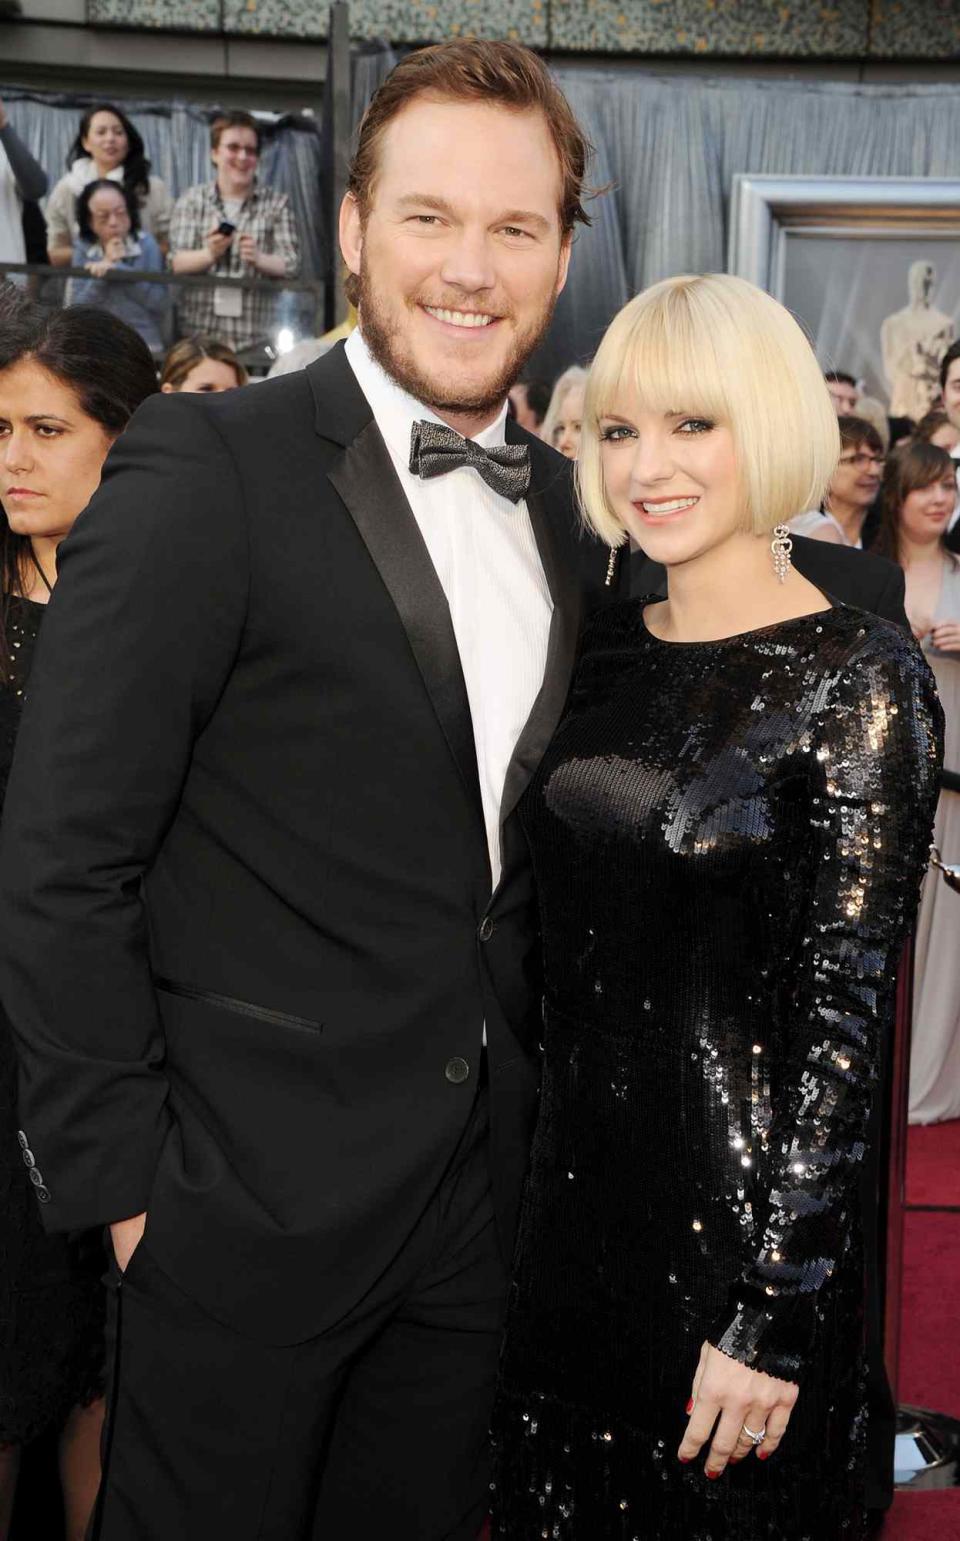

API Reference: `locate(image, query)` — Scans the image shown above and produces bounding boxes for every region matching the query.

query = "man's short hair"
[836,414,884,458]
[210,110,262,153]
[940,339,960,393]
[344,41,591,308]
[824,370,857,388]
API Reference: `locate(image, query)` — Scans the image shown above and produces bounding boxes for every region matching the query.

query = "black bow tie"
[409,420,531,504]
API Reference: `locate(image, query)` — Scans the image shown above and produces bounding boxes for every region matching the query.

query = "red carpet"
[885,1119,960,1539]
[906,1118,960,1208]
[887,1489,960,1539]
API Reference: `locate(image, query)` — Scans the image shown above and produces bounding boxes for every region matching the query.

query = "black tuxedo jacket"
[0,344,582,1343]
[614,533,909,628]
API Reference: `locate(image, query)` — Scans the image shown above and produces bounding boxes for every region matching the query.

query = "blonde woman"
[491,275,942,1539]
[540,363,586,458]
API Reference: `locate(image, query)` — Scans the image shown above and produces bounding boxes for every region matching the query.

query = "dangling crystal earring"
[604,545,618,588]
[771,524,793,584]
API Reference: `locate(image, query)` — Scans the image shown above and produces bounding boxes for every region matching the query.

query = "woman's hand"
[678,1341,799,1477]
[930,621,960,653]
[85,258,115,278]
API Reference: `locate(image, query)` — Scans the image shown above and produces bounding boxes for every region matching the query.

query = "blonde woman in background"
[540,363,586,459]
[491,273,941,1540]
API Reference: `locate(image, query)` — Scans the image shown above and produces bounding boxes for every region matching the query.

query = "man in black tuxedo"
[0,42,589,1541]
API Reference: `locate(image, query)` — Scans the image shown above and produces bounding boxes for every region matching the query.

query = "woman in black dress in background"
[491,274,942,1540]
[0,294,157,1539]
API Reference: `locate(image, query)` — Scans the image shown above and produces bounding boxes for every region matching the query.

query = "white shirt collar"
[344,326,508,465]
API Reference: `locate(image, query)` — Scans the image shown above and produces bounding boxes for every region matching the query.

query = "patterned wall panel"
[221,0,547,45]
[549,0,868,57]
[86,0,960,58]
[88,0,221,27]
[869,0,960,58]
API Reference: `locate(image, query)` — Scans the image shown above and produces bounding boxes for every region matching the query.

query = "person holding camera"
[168,110,299,354]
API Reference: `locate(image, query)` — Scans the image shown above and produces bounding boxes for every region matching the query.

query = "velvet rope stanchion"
[887,852,960,1494]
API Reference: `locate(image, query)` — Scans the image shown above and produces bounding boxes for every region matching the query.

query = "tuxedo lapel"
[312,348,486,839]
[498,429,582,835]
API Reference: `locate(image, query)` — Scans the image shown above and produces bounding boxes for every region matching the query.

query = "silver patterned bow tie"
[409,420,531,504]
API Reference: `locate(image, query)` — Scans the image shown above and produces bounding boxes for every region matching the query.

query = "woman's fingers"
[729,1402,769,1464]
[703,1405,748,1476]
[756,1401,793,1460]
[677,1396,720,1464]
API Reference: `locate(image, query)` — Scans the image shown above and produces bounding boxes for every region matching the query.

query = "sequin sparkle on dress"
[491,599,943,1541]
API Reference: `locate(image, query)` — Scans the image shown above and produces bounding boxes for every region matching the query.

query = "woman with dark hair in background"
[875,440,960,1126]
[0,291,157,1540]
[159,333,248,394]
[70,179,168,355]
[45,103,172,269]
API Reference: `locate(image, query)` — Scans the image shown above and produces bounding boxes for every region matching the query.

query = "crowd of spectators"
[0,101,301,367]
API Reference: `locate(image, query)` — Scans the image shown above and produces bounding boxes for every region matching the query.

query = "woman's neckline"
[638,597,839,648]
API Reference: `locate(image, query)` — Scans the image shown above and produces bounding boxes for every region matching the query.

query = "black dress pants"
[91,1082,506,1541]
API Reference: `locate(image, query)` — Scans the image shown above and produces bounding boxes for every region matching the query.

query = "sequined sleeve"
[709,631,943,1382]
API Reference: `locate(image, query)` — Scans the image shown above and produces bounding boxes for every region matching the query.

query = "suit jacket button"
[445,1056,471,1085]
[28,1167,44,1187]
[17,1130,28,1150]
[21,1149,35,1168]
[478,917,495,943]
[36,1186,51,1204]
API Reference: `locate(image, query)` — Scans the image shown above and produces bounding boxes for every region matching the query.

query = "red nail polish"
[678,1456,691,1464]
[706,1469,721,1480]
[685,1398,694,1414]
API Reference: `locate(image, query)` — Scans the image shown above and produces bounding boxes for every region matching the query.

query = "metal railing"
[0,261,326,372]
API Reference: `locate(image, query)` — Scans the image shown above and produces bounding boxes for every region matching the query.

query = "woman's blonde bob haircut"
[577,273,840,547]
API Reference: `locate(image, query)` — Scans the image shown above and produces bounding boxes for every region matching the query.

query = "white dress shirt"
[345,328,553,892]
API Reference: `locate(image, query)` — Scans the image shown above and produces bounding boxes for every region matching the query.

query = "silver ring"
[742,1424,767,1446]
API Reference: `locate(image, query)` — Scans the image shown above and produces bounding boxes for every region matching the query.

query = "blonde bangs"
[577,273,841,547]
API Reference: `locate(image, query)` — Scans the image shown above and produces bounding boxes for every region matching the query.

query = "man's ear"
[339,192,363,281]
[555,232,573,300]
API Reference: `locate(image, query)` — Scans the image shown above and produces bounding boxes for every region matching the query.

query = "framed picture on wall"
[728,176,960,418]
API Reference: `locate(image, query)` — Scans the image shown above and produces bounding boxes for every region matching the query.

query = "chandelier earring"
[771,524,793,584]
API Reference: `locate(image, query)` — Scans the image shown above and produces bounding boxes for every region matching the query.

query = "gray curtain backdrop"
[0,87,326,284]
[543,71,960,377]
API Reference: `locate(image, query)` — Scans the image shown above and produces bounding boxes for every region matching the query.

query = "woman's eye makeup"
[599,416,715,441]
[675,417,715,434]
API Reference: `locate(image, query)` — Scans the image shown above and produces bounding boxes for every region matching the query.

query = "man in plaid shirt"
[169,110,300,353]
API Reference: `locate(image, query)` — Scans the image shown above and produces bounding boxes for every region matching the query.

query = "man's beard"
[357,263,558,421]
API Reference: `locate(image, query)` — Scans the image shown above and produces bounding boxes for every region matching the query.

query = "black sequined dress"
[491,600,943,1541]
[0,596,105,1444]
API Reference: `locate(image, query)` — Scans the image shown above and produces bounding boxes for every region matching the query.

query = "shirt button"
[444,1056,471,1085]
[478,917,495,943]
